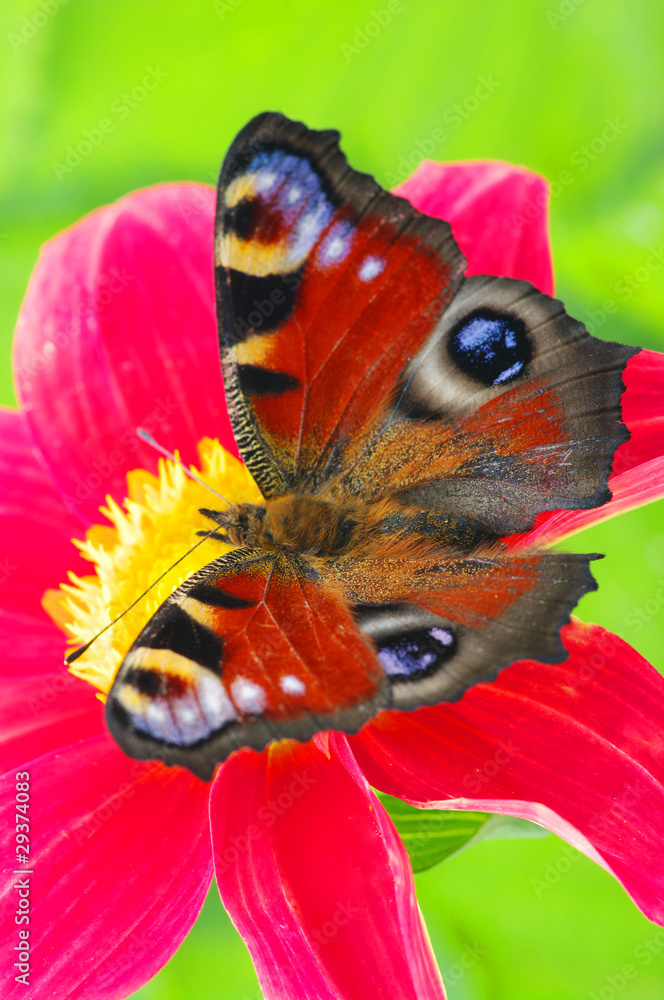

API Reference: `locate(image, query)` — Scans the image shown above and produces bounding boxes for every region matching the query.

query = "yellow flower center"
[43,438,262,696]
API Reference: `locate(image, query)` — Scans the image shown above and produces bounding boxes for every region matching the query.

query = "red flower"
[2,161,664,1000]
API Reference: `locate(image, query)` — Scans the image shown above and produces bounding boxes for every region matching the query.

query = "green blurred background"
[2,0,663,996]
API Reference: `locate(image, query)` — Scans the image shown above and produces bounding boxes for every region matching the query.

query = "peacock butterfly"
[103,112,639,780]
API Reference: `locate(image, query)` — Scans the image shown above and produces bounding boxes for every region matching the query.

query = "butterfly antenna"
[136,427,231,506]
[65,524,223,665]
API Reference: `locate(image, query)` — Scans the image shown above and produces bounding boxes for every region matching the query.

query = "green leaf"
[377,793,549,874]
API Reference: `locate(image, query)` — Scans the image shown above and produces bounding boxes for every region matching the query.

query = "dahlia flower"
[1,158,664,1000]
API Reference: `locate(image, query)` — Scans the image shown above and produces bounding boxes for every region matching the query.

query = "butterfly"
[104,112,639,781]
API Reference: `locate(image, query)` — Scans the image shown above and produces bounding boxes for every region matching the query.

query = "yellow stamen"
[43,438,262,695]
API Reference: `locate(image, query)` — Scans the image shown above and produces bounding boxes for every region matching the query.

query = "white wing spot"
[287,185,302,204]
[197,672,237,729]
[172,693,213,744]
[255,171,277,192]
[143,700,182,744]
[280,674,306,696]
[358,256,384,281]
[318,220,354,265]
[430,627,454,646]
[231,677,267,715]
[325,236,346,259]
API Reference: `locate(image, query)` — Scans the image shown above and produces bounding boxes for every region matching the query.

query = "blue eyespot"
[378,626,457,682]
[449,309,531,387]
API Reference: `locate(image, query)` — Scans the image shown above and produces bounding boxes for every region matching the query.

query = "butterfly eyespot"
[378,627,458,682]
[448,308,532,386]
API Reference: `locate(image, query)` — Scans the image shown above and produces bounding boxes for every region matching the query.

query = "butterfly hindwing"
[333,546,598,708]
[215,112,466,497]
[105,548,388,779]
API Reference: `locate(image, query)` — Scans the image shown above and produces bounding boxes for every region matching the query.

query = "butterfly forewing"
[215,112,466,496]
[105,549,388,780]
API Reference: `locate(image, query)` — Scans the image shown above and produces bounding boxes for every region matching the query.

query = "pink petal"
[0,671,103,773]
[0,407,87,617]
[210,736,445,1000]
[395,160,554,294]
[0,733,212,999]
[350,621,664,925]
[14,184,236,523]
[0,608,66,679]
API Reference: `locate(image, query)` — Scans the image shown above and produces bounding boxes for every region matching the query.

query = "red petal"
[13,184,236,523]
[0,734,212,999]
[621,348,664,463]
[395,160,554,294]
[210,736,445,1000]
[350,622,664,925]
[0,672,103,773]
[606,348,664,489]
[0,407,86,617]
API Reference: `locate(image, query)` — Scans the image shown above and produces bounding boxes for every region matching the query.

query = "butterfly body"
[104,112,639,780]
[207,493,372,556]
